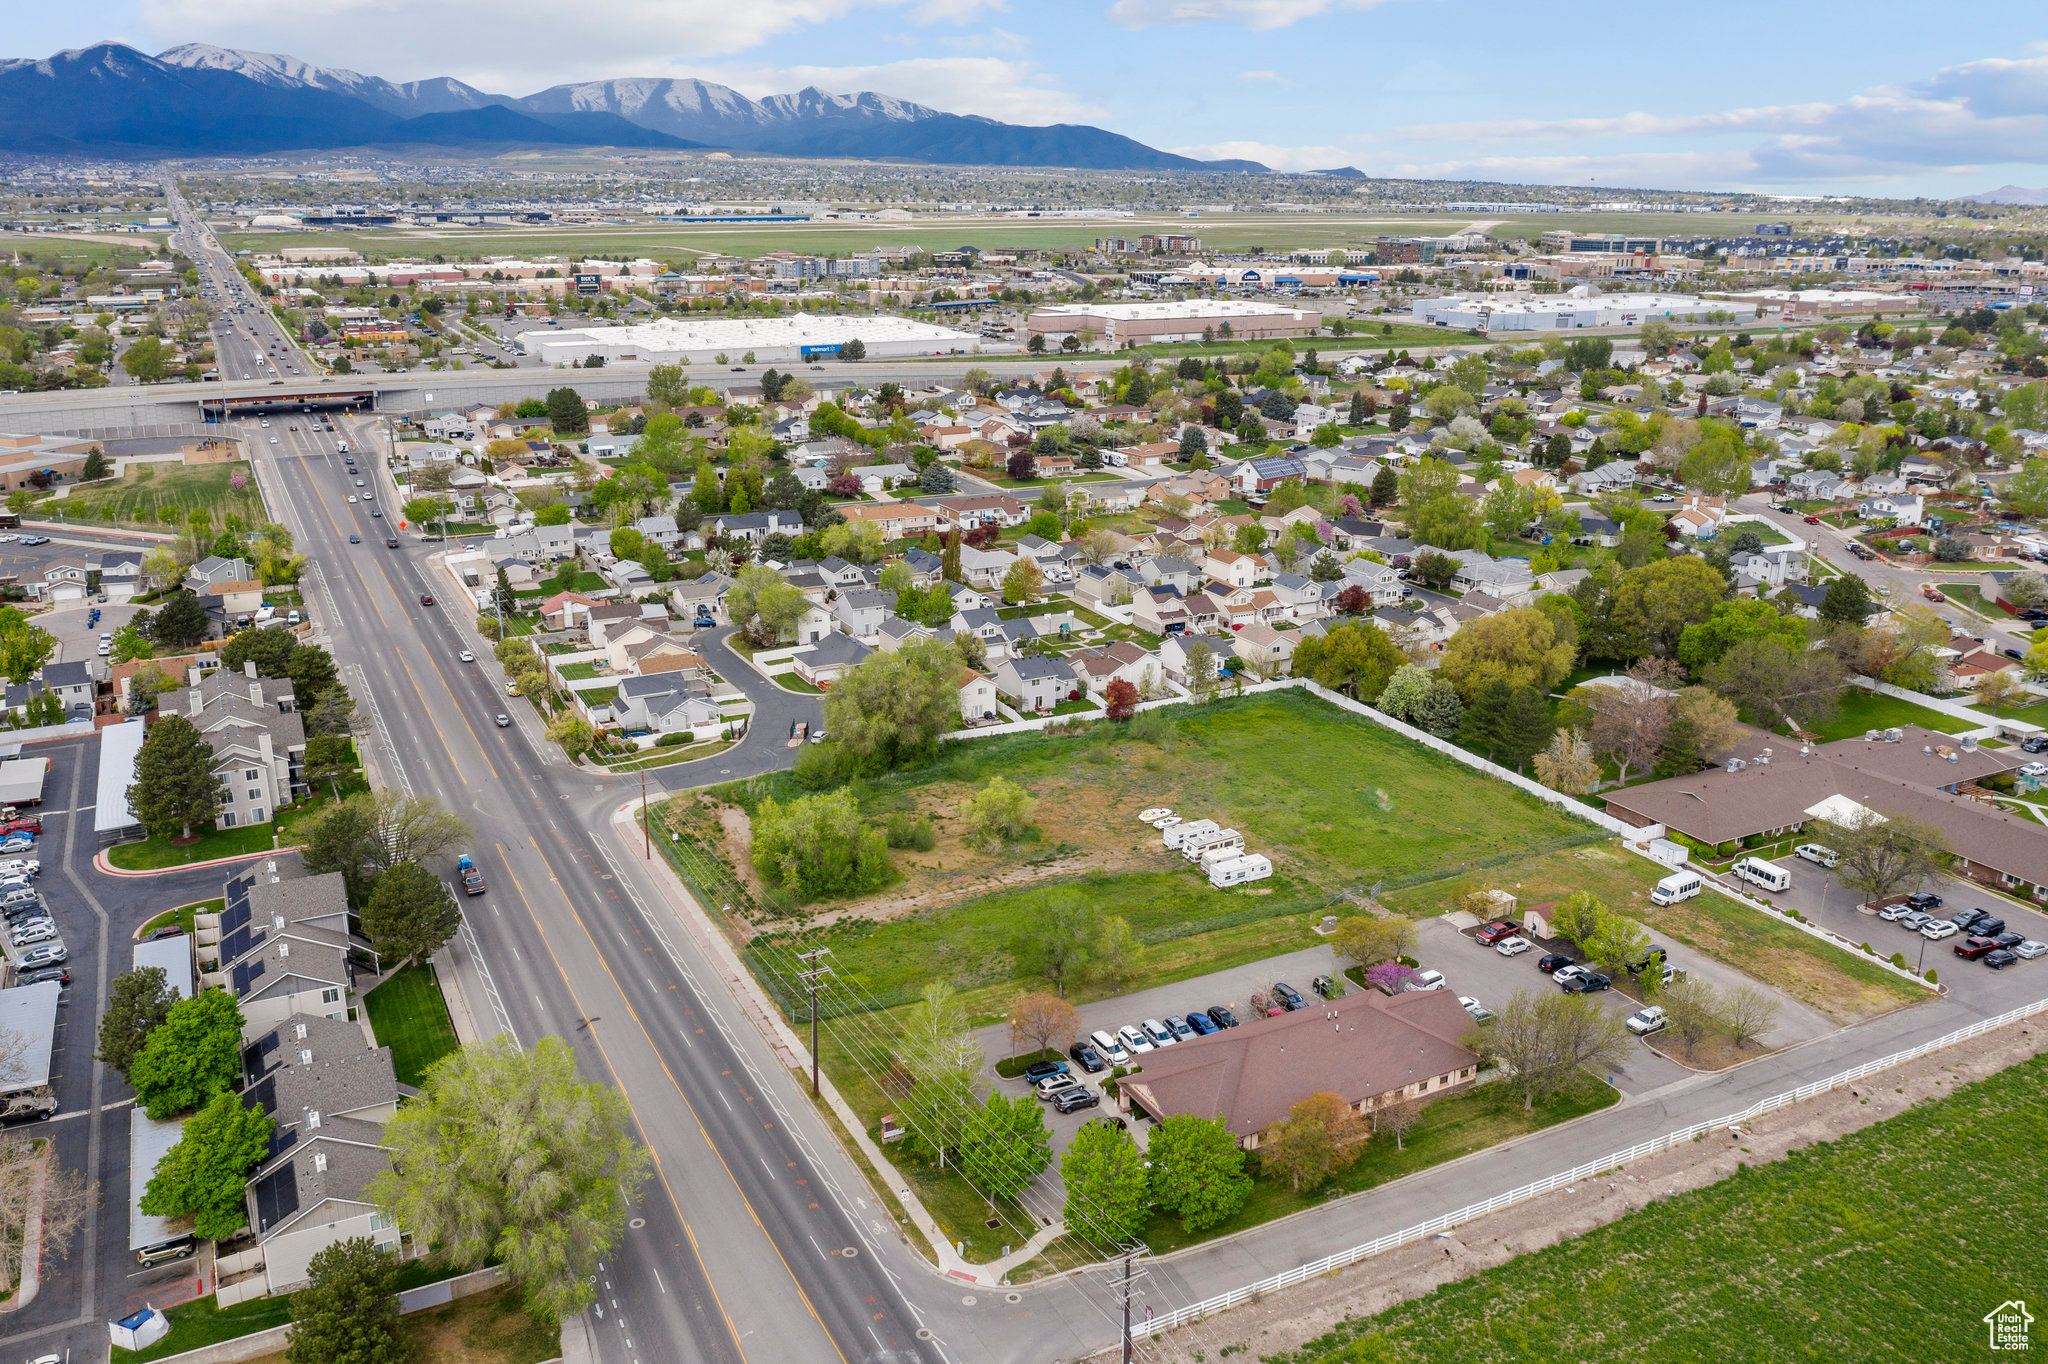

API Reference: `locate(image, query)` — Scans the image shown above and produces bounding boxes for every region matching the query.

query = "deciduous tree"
[963,775,1038,850]
[96,965,176,1081]
[1007,992,1079,1060]
[1291,619,1403,701]
[959,1091,1051,1204]
[1436,607,1575,701]
[1329,914,1415,968]
[1719,984,1781,1049]
[140,1088,272,1237]
[288,1237,409,1364]
[822,639,962,771]
[1475,990,1628,1111]
[1061,1116,1149,1244]
[751,789,892,900]
[360,861,462,969]
[129,988,245,1119]
[1532,728,1600,795]
[1146,1114,1251,1232]
[1824,808,1952,908]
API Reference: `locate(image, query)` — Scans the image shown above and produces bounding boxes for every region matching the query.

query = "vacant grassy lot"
[61,460,267,529]
[363,963,461,1087]
[1792,687,1978,743]
[1267,1051,2048,1364]
[1382,842,1925,1024]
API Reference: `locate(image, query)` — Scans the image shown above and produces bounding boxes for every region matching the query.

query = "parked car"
[1494,936,1533,957]
[1051,1087,1100,1115]
[1474,919,1522,946]
[1206,1005,1239,1030]
[1033,1074,1079,1101]
[18,944,66,968]
[1920,920,1960,941]
[1536,953,1577,973]
[11,922,56,946]
[1551,964,1590,985]
[1140,1019,1177,1048]
[1973,916,2008,938]
[1949,909,1987,934]
[1311,974,1338,999]
[1088,1029,1130,1066]
[1626,1005,1669,1035]
[1955,936,2001,960]
[1562,972,1612,994]
[1898,911,1935,932]
[2014,940,2048,960]
[2023,736,2048,754]
[1878,903,1917,922]
[1992,932,2026,950]
[1984,949,2019,970]
[1183,1012,1217,1037]
[1271,982,1306,1010]
[1459,995,1495,1024]
[1117,1024,1154,1055]
[1021,1059,1068,1083]
[1068,1041,1107,1073]
[1905,891,1944,912]
[1406,969,1448,992]
[14,966,68,986]
[1162,1015,1193,1041]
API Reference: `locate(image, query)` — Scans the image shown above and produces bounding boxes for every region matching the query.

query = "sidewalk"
[608,796,1013,1286]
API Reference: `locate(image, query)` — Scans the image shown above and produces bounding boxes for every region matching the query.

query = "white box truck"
[1733,857,1791,893]
[1207,853,1272,888]
[1650,870,1703,905]
[1163,818,1217,850]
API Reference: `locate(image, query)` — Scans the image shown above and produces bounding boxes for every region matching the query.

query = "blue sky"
[16,1,2048,196]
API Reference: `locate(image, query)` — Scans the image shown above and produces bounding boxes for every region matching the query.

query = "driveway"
[1747,853,2048,1009]
[43,598,143,667]
[647,625,823,791]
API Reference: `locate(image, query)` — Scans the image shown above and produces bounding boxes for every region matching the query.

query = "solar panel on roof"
[252,1166,298,1232]
[231,958,265,994]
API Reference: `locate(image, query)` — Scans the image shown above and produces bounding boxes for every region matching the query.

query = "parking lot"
[1744,853,2048,1007]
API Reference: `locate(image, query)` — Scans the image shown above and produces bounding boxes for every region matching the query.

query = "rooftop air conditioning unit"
[1885,728,1904,742]
[1726,758,1746,772]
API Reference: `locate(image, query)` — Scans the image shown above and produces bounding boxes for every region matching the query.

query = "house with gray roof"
[793,632,873,686]
[992,656,1080,712]
[203,869,372,1042]
[184,662,303,829]
[833,588,898,641]
[1442,549,1535,602]
[610,673,724,738]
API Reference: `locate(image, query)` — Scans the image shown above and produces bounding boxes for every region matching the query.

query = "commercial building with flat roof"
[0,981,59,1095]
[1413,288,1756,333]
[1025,298,1320,346]
[516,314,994,366]
[95,718,147,846]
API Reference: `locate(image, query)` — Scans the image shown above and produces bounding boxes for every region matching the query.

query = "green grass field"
[1267,1049,2048,1364]
[1795,688,1979,743]
[59,461,268,530]
[363,963,461,1087]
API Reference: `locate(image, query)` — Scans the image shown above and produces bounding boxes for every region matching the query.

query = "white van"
[1733,857,1791,893]
[1650,870,1703,906]
[1795,843,1839,869]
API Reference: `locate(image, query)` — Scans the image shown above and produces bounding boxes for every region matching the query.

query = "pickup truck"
[455,853,485,896]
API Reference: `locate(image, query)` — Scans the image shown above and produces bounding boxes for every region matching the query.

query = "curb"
[95,843,306,877]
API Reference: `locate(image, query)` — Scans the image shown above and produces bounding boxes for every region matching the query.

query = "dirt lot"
[1146,1016,2048,1363]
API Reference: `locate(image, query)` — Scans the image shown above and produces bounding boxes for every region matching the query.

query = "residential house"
[1145,474,1232,509]
[1129,584,1198,634]
[1159,632,1234,685]
[98,550,143,601]
[185,556,254,593]
[203,577,267,623]
[710,509,805,544]
[38,660,96,718]
[37,555,92,603]
[1267,573,1330,622]
[1066,641,1163,698]
[1135,554,1202,595]
[1231,623,1301,673]
[955,669,1000,725]
[1731,546,1806,592]
[958,544,1019,590]
[1788,469,1845,502]
[610,673,723,737]
[832,589,898,642]
[1202,549,1263,589]
[634,515,682,552]
[1568,462,1637,496]
[666,574,730,626]
[240,1012,403,1293]
[836,501,942,543]
[934,495,1030,530]
[185,662,303,829]
[1118,989,1480,1148]
[540,590,601,632]
[1228,454,1309,496]
[1859,492,1926,525]
[950,608,1012,658]
[992,656,1081,712]
[1442,549,1535,601]
[203,869,373,1041]
[1339,556,1405,607]
[792,632,872,686]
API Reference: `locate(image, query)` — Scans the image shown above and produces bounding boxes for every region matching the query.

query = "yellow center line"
[494,840,754,1364]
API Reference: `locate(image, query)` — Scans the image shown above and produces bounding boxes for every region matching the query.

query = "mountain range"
[0,43,1267,172]
[1964,185,2048,207]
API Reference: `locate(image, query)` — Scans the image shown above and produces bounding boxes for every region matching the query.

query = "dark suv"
[1271,982,1306,1011]
[1206,1005,1240,1030]
[1067,1041,1106,1074]
[2024,735,2048,755]
[1536,953,1577,973]
[1972,916,2008,938]
[1905,891,1944,913]
[1947,907,1986,934]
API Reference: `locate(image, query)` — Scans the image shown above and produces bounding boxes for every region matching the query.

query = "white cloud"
[702,56,1101,124]
[1168,140,1354,171]
[134,0,1001,91]
[1388,52,2048,186]
[1107,0,1408,29]
[1236,69,1288,83]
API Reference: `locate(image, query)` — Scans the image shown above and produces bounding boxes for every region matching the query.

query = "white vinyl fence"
[1151,993,2048,1331]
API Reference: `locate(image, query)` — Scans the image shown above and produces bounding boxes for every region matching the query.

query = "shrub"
[657,732,693,747]
[884,811,936,851]
[750,790,893,901]
[1925,969,1938,983]
[791,741,860,791]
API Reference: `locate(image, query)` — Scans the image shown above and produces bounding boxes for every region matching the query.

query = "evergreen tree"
[96,965,175,1081]
[360,861,462,970]
[288,1237,408,1364]
[128,714,226,841]
[150,591,208,648]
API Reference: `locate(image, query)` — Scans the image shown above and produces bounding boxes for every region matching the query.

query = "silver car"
[1878,903,1915,922]
[2014,940,2048,960]
[1898,911,1935,931]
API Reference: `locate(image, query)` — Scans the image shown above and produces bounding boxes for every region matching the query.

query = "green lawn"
[1139,1076,1619,1257]
[771,671,825,694]
[556,661,602,681]
[1268,1051,2048,1364]
[114,1292,293,1361]
[108,777,368,870]
[138,897,223,939]
[1791,688,1979,743]
[1972,697,2048,728]
[363,963,461,1087]
[60,461,268,530]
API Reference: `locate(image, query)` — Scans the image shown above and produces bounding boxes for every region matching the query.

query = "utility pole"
[639,766,650,859]
[1106,1242,1152,1364]
[795,947,832,1098]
